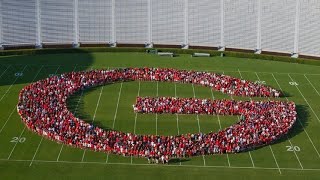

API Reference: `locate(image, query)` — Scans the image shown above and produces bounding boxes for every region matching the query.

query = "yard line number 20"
[10,137,26,143]
[286,145,301,152]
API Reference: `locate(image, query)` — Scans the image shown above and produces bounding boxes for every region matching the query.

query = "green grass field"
[1,52,320,179]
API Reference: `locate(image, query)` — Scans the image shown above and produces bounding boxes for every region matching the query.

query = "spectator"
[17,68,295,164]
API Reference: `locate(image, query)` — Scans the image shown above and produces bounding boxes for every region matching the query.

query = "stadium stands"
[0,0,319,57]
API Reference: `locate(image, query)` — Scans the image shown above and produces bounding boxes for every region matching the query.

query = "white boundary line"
[210,88,231,167]
[191,83,206,167]
[2,158,320,172]
[81,85,104,162]
[271,73,304,169]
[7,65,44,160]
[288,74,320,123]
[0,65,27,102]
[254,72,282,174]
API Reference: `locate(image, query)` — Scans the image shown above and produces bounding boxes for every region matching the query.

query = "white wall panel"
[261,0,296,53]
[115,0,148,44]
[188,0,220,47]
[2,0,37,45]
[41,0,74,43]
[78,0,112,43]
[0,0,319,56]
[224,0,257,49]
[152,0,184,45]
[299,0,320,56]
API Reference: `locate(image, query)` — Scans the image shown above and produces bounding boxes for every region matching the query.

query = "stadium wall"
[0,0,319,58]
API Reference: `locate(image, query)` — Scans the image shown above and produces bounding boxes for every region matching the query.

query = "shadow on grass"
[67,80,134,131]
[244,104,309,153]
[67,85,113,131]
[271,104,309,143]
[169,158,190,164]
[281,90,293,98]
[287,104,310,138]
[0,49,94,86]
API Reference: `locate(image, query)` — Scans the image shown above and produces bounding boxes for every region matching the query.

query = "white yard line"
[191,84,201,133]
[57,65,89,162]
[29,66,61,167]
[156,81,158,136]
[112,82,123,129]
[210,88,231,167]
[271,73,304,169]
[56,144,64,162]
[174,83,182,165]
[2,158,320,172]
[268,145,282,174]
[0,107,17,134]
[0,65,45,134]
[174,83,181,134]
[81,86,104,162]
[226,70,255,168]
[29,137,44,166]
[283,74,320,158]
[7,66,44,160]
[106,82,123,164]
[254,72,281,174]
[0,65,27,102]
[191,83,206,167]
[237,70,256,168]
[56,91,84,162]
[7,127,26,159]
[288,74,320,123]
[133,81,141,135]
[174,83,180,135]
[0,65,11,79]
[304,74,320,96]
[131,81,141,164]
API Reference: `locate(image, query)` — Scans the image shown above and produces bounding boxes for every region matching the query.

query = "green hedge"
[0,47,319,66]
[0,47,146,56]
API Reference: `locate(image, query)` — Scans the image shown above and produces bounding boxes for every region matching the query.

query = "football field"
[1,52,320,179]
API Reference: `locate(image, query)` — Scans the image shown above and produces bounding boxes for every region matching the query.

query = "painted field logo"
[17,68,297,163]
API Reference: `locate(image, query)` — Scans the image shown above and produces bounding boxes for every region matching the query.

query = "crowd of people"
[133,97,295,116]
[17,67,295,164]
